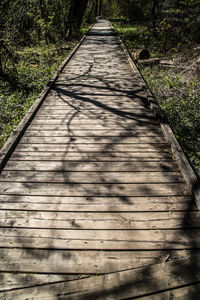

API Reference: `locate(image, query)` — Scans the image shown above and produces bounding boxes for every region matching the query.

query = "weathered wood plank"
[0,195,194,212]
[0,182,189,196]
[0,273,82,293]
[30,118,160,125]
[0,202,194,212]
[32,117,158,126]
[28,124,160,131]
[0,211,199,229]
[38,105,152,111]
[39,101,149,110]
[0,171,183,183]
[3,161,178,172]
[36,103,151,109]
[9,152,172,161]
[0,248,193,274]
[2,255,198,300]
[24,129,162,137]
[139,283,200,299]
[14,143,170,152]
[20,136,164,144]
[35,110,154,117]
[0,228,199,249]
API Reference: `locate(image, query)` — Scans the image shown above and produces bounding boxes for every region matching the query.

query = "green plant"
[0,41,78,148]
[140,66,200,177]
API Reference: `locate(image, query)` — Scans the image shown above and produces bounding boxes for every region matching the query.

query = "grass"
[111,20,179,57]
[0,40,78,149]
[0,23,91,149]
[112,19,200,178]
[140,66,200,176]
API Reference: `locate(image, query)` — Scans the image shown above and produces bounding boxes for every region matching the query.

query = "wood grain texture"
[0,182,189,196]
[0,228,199,249]
[0,171,183,183]
[14,143,170,152]
[24,129,163,137]
[4,161,178,172]
[0,195,194,212]
[0,248,193,274]
[9,152,172,161]
[1,255,199,299]
[20,136,165,144]
[0,211,199,229]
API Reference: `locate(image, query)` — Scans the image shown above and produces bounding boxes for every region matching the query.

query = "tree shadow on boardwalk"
[0,19,200,298]
[37,65,200,297]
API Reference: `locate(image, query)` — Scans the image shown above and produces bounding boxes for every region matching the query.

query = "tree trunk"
[99,0,103,16]
[95,0,99,17]
[151,0,164,33]
[152,0,157,30]
[67,0,89,37]
[87,0,96,23]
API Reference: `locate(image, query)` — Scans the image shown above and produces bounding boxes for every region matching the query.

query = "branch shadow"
[0,18,199,299]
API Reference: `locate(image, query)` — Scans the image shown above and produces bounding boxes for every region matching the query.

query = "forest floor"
[0,28,89,149]
[112,19,200,178]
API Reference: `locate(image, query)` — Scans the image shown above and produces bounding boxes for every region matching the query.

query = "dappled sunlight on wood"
[0,18,199,299]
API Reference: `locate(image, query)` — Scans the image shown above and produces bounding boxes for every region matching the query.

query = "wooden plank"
[28,124,160,131]
[32,113,160,126]
[39,106,150,112]
[139,283,200,299]
[36,104,152,111]
[0,211,199,229]
[0,203,195,212]
[39,106,151,112]
[44,95,146,103]
[3,161,178,172]
[9,152,172,161]
[30,118,160,125]
[24,129,162,137]
[162,122,200,209]
[32,116,157,125]
[48,89,143,96]
[0,248,193,274]
[14,143,170,152]
[2,254,198,299]
[0,182,189,197]
[0,195,194,212]
[0,228,199,249]
[20,136,164,144]
[0,29,89,173]
[0,273,81,292]
[35,110,154,117]
[0,171,183,183]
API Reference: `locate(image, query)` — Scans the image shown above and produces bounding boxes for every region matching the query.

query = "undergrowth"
[0,40,79,148]
[141,67,200,176]
[112,19,200,177]
[0,24,90,149]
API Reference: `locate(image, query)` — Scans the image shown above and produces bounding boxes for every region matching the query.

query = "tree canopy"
[1,0,200,79]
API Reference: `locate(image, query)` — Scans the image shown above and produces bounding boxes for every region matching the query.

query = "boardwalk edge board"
[1,254,199,298]
[146,89,200,209]
[0,24,94,174]
[109,20,200,210]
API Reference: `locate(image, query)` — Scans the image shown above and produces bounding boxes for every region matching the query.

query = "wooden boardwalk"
[0,19,199,299]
